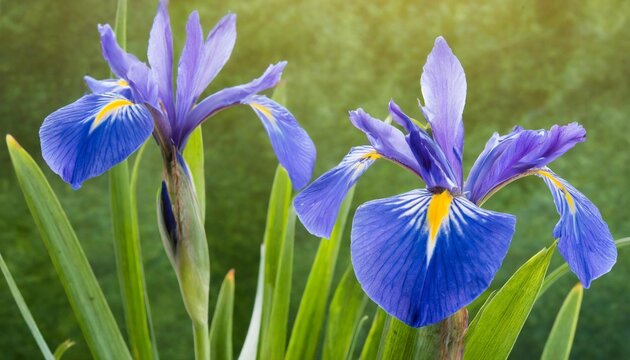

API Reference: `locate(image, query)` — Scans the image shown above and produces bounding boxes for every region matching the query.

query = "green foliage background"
[1,0,629,358]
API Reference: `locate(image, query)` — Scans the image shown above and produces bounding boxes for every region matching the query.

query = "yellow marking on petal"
[92,99,133,128]
[426,191,453,258]
[361,151,382,161]
[537,170,576,213]
[251,102,275,124]
[117,79,129,87]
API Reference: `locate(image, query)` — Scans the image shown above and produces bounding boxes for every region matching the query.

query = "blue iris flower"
[40,1,315,190]
[294,37,616,328]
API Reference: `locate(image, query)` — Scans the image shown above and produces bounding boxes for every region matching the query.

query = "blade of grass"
[238,245,265,360]
[0,251,54,360]
[53,340,75,360]
[285,187,355,360]
[7,135,132,359]
[541,283,583,360]
[360,308,386,360]
[465,244,556,360]
[210,270,236,360]
[323,266,367,360]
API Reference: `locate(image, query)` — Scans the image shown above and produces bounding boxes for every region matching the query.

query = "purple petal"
[245,95,316,189]
[536,168,616,288]
[389,101,458,191]
[148,0,175,120]
[179,62,286,146]
[351,189,515,327]
[175,11,204,127]
[83,76,131,96]
[40,93,153,189]
[348,108,422,176]
[294,146,378,238]
[420,36,466,186]
[98,24,142,78]
[465,123,586,204]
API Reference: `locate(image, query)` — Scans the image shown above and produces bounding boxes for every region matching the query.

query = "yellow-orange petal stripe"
[250,102,275,123]
[426,191,453,261]
[92,99,133,129]
[537,170,576,213]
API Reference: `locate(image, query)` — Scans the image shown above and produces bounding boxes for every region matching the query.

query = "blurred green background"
[1,0,629,358]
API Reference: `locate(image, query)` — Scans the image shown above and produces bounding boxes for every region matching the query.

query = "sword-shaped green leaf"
[210,270,236,360]
[541,284,583,360]
[183,128,205,221]
[238,245,265,360]
[285,187,355,360]
[360,308,386,360]
[323,266,367,360]
[465,243,556,360]
[6,135,132,360]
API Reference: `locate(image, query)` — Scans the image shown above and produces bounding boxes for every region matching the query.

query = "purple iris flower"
[39,1,315,190]
[294,37,616,328]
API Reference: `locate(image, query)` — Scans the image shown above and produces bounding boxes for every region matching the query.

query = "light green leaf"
[183,128,206,221]
[259,166,292,357]
[6,135,132,360]
[360,308,386,360]
[541,284,583,360]
[260,206,295,359]
[210,270,236,360]
[238,245,265,360]
[465,243,556,360]
[0,251,54,359]
[323,266,367,360]
[376,316,420,360]
[53,340,75,360]
[347,315,369,360]
[285,187,355,360]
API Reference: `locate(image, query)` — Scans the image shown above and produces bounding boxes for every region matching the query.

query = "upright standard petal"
[420,37,467,185]
[148,0,175,119]
[389,101,458,191]
[180,62,286,146]
[465,123,586,204]
[536,169,616,288]
[98,24,142,78]
[351,189,516,327]
[245,95,315,189]
[348,108,422,176]
[175,11,204,126]
[40,93,153,189]
[294,146,380,238]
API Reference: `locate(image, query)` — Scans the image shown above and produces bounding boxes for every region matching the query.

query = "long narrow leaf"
[285,187,355,360]
[323,266,367,360]
[183,128,205,221]
[238,245,265,360]
[541,284,583,360]
[0,252,54,359]
[465,244,556,360]
[261,206,296,359]
[259,166,292,357]
[7,135,132,360]
[210,270,236,360]
[53,340,75,360]
[360,308,386,360]
[376,317,420,360]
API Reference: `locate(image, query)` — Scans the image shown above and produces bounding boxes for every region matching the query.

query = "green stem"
[193,321,210,360]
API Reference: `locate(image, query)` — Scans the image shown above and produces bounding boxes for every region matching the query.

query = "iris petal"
[465,123,586,204]
[40,93,153,189]
[294,146,379,238]
[83,76,130,95]
[98,24,142,78]
[245,95,315,190]
[536,168,616,288]
[348,108,422,176]
[389,101,458,191]
[148,0,175,120]
[180,62,286,146]
[175,11,204,126]
[420,37,467,186]
[351,189,515,327]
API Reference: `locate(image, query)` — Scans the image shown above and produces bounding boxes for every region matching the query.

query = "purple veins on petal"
[420,36,467,186]
[245,95,315,190]
[148,0,175,120]
[351,189,515,327]
[536,168,616,288]
[465,123,586,204]
[294,145,380,238]
[40,93,153,189]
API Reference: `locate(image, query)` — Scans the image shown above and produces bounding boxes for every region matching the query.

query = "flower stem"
[193,321,210,360]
